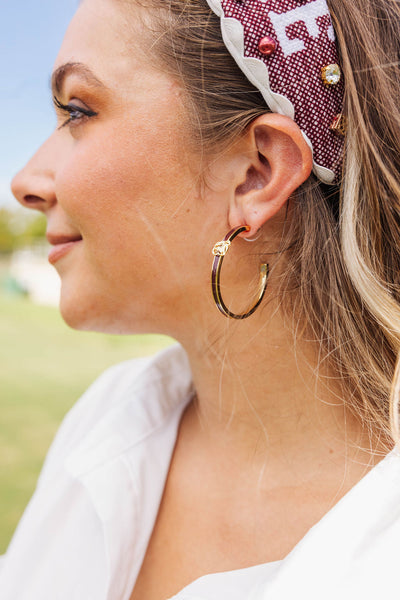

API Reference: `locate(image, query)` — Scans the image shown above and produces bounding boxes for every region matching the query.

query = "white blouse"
[169,561,282,599]
[1,344,400,600]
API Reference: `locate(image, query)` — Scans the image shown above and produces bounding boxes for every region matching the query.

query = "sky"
[0,1,78,209]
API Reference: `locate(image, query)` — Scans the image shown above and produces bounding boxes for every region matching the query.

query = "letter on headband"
[205,0,345,183]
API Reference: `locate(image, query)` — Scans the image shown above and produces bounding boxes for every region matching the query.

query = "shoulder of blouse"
[36,343,193,487]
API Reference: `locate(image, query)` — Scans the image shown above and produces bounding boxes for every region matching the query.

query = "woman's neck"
[177,301,390,481]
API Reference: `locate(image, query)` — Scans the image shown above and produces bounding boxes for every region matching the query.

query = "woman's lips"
[48,238,83,265]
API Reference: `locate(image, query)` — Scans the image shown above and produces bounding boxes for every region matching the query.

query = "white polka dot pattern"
[205,0,345,183]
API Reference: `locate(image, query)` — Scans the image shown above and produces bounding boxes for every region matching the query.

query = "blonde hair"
[135,0,400,444]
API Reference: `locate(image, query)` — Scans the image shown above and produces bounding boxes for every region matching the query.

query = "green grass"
[0,294,173,553]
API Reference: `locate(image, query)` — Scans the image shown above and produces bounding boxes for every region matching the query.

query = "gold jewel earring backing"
[211,226,269,320]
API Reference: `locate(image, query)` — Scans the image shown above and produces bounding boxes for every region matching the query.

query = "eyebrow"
[51,62,108,95]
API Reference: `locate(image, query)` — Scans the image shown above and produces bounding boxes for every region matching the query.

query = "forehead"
[53,0,154,91]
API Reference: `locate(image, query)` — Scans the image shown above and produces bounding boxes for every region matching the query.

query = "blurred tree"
[0,210,16,254]
[0,210,46,254]
[18,213,46,247]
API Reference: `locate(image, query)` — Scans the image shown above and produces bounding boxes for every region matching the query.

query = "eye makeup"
[53,95,98,129]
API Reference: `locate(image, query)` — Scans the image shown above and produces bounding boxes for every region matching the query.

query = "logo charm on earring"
[212,240,231,256]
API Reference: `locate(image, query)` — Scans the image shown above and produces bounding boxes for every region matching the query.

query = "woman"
[2,0,400,598]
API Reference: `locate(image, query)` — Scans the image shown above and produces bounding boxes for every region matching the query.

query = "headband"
[205,0,345,183]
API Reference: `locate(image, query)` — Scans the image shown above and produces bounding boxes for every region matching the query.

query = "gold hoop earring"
[211,226,269,320]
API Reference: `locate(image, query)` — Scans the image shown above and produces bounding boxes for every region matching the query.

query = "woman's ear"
[228,113,313,237]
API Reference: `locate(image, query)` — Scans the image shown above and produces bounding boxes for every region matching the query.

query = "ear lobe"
[229,113,313,237]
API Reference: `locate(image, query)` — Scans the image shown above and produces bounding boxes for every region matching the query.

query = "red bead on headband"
[205,0,345,183]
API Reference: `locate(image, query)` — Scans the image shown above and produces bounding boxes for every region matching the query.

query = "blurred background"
[0,1,172,553]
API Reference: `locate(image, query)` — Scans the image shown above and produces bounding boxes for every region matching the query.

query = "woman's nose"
[11,136,58,213]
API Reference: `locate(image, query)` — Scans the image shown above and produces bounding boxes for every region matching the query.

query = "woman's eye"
[53,96,98,129]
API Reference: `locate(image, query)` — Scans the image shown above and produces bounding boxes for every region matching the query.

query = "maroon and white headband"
[205,0,345,183]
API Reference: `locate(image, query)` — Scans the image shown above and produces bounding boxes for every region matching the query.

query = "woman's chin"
[59,296,94,331]
[58,286,141,334]
[57,275,176,335]
[58,283,105,332]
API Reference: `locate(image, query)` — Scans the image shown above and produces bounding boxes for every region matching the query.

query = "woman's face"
[12,0,225,335]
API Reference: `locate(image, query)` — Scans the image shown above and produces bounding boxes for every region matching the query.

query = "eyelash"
[53,96,98,129]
